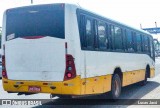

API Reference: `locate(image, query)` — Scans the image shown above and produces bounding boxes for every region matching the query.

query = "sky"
[0,0,160,39]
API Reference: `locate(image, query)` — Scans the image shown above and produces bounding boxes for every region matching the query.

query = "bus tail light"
[63,54,76,81]
[2,55,8,79]
[66,72,72,78]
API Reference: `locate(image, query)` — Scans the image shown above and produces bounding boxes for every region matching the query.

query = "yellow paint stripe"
[80,75,112,95]
[2,68,155,95]
[150,68,155,78]
[2,76,81,95]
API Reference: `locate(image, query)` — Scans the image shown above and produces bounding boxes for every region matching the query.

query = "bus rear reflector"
[66,72,72,78]
[63,54,76,81]
[2,55,8,79]
[22,36,45,39]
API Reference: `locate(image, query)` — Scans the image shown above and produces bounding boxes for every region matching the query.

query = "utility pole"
[31,0,33,4]
[140,23,142,29]
[155,22,158,28]
[155,22,157,34]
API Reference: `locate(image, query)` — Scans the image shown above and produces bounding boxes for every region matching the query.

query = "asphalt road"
[0,57,160,108]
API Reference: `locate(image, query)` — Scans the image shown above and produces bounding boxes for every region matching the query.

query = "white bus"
[2,3,155,99]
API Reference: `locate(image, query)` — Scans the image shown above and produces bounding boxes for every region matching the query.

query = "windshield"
[6,4,65,41]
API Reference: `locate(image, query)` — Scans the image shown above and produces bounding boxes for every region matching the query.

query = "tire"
[139,68,148,86]
[110,74,121,100]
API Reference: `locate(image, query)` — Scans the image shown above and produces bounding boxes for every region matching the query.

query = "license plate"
[28,86,41,92]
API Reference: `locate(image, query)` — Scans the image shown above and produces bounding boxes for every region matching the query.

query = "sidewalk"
[141,74,160,99]
[128,74,160,108]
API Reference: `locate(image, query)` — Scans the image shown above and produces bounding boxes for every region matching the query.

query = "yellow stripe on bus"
[2,68,154,95]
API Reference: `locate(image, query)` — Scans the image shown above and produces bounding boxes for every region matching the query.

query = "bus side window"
[147,37,150,54]
[126,30,134,52]
[79,15,86,48]
[123,29,127,51]
[114,26,123,51]
[85,18,94,49]
[105,23,109,49]
[133,32,137,52]
[136,34,142,52]
[149,37,154,58]
[142,35,145,52]
[94,20,98,49]
[140,34,143,52]
[143,36,149,53]
[97,21,107,49]
[109,25,114,50]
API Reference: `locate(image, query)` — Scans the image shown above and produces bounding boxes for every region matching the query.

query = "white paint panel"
[83,51,154,78]
[5,37,65,81]
[65,4,82,76]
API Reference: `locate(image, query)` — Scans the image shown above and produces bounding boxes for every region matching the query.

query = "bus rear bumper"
[2,76,81,95]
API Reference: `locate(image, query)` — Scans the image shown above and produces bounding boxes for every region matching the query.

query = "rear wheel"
[110,74,121,100]
[139,67,149,86]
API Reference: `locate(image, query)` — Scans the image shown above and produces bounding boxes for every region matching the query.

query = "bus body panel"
[3,76,81,95]
[84,51,154,78]
[3,4,66,82]
[5,37,65,81]
[65,4,85,78]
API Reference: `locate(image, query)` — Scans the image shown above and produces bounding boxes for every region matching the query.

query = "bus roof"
[75,5,151,36]
[5,3,152,37]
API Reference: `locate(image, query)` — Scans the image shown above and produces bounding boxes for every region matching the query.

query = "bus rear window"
[6,4,64,40]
